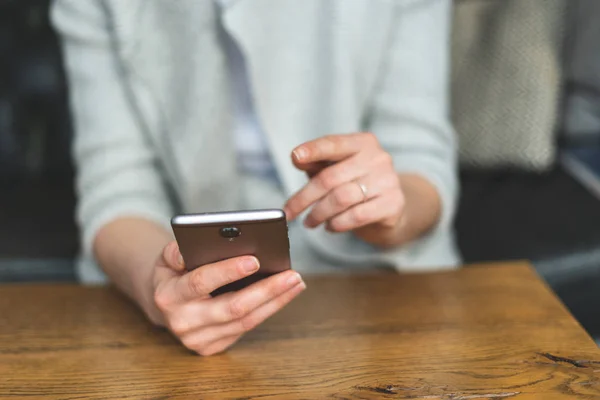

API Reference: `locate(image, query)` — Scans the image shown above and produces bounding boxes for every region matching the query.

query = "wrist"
[136,262,166,326]
[94,218,173,326]
[395,173,441,241]
[357,174,441,248]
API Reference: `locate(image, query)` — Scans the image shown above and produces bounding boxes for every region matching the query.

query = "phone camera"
[220,226,241,238]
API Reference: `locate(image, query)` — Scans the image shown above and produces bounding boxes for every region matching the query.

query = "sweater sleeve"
[367,0,458,233]
[51,0,173,262]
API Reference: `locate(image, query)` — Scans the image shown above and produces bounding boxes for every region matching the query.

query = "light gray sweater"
[51,0,460,282]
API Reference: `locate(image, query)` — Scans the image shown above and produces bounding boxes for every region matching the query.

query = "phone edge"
[171,209,286,226]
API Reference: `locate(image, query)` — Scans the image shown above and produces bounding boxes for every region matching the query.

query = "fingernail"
[294,278,307,290]
[293,147,307,161]
[242,257,259,273]
[286,272,302,287]
[178,253,184,266]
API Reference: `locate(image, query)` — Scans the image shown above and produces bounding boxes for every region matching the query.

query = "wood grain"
[0,262,598,399]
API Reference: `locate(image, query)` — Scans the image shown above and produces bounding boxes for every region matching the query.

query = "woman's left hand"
[284,133,414,248]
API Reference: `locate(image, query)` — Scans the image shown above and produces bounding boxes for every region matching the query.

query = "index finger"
[292,133,375,167]
[175,256,259,302]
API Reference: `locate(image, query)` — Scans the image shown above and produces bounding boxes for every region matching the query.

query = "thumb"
[161,240,186,273]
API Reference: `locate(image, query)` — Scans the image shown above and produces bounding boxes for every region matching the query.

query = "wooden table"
[0,262,598,399]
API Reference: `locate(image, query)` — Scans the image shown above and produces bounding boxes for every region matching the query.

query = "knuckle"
[323,134,337,146]
[228,298,248,320]
[352,206,368,225]
[230,258,249,280]
[238,315,258,332]
[304,141,322,159]
[169,316,191,336]
[332,186,354,208]
[322,135,339,154]
[375,151,393,167]
[180,335,200,351]
[187,272,209,296]
[363,132,378,146]
[307,140,321,154]
[153,289,171,311]
[316,170,336,189]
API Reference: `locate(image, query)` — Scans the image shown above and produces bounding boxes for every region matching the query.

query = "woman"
[52,0,458,355]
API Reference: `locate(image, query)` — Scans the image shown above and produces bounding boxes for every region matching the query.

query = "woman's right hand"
[147,241,306,356]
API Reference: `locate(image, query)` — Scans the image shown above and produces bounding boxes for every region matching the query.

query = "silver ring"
[356,180,368,202]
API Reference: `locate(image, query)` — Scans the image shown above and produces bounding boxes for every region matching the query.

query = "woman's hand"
[284,132,441,247]
[148,241,306,356]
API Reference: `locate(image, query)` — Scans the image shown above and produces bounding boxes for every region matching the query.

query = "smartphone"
[171,209,291,295]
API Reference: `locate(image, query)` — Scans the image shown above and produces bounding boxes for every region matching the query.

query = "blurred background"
[1,0,599,340]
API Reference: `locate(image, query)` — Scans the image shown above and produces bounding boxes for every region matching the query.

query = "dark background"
[1,0,599,340]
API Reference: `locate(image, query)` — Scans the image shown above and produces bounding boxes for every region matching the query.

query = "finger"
[205,269,303,324]
[161,241,186,272]
[291,132,378,166]
[153,242,184,286]
[327,189,405,232]
[180,328,242,356]
[167,270,302,333]
[175,256,260,302]
[300,161,334,178]
[304,171,400,228]
[180,279,306,353]
[194,334,243,357]
[284,154,367,221]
